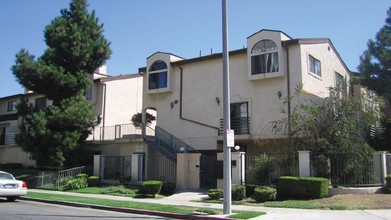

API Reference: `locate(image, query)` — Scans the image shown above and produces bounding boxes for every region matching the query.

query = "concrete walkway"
[26,189,391,220]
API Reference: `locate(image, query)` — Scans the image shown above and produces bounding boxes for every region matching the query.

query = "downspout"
[286,46,291,134]
[101,81,107,141]
[178,66,220,135]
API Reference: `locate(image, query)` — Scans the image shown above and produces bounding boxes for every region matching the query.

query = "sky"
[0,0,389,98]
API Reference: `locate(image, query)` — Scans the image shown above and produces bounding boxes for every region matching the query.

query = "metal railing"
[87,123,141,142]
[0,133,18,146]
[220,117,251,135]
[36,166,87,189]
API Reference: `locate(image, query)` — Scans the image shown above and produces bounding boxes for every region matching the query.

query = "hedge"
[143,180,163,197]
[253,186,276,203]
[208,188,223,200]
[232,184,246,201]
[160,182,176,195]
[245,184,258,198]
[386,174,391,189]
[87,176,101,187]
[277,176,329,199]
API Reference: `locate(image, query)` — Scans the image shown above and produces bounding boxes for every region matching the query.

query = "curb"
[20,197,234,220]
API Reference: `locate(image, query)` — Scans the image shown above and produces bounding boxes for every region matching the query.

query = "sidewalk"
[25,189,391,220]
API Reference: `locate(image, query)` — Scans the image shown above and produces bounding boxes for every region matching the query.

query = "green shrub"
[87,176,101,187]
[245,184,258,198]
[143,180,162,197]
[63,177,88,191]
[386,174,391,189]
[208,188,223,200]
[103,185,135,196]
[232,184,246,201]
[76,173,88,179]
[160,182,176,195]
[118,176,132,185]
[277,176,329,199]
[253,186,277,203]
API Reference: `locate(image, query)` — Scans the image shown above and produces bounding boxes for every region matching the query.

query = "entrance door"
[200,155,217,188]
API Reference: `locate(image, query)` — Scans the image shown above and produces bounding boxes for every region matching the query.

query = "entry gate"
[200,155,217,188]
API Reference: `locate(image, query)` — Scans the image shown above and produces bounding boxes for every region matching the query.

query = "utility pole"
[222,0,232,214]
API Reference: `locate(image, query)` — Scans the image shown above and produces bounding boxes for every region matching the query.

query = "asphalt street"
[0,199,176,220]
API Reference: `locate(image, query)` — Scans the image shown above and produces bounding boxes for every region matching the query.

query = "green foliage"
[386,174,391,189]
[253,186,277,203]
[143,180,162,197]
[102,185,135,196]
[63,177,88,191]
[118,176,132,185]
[160,182,176,195]
[131,112,156,128]
[232,184,246,201]
[208,188,223,200]
[358,7,391,151]
[76,173,88,179]
[11,0,111,167]
[245,184,258,198]
[87,176,100,187]
[277,176,329,199]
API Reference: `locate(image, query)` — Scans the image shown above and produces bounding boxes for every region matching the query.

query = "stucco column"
[93,155,101,176]
[231,151,245,185]
[298,151,311,177]
[176,153,188,190]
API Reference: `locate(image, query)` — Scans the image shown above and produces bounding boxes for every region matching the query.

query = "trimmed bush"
[277,176,329,199]
[232,184,246,201]
[208,188,223,200]
[245,184,258,198]
[143,180,163,197]
[160,182,176,195]
[87,176,101,187]
[253,186,277,203]
[386,174,391,189]
[118,176,132,185]
[63,177,88,190]
[76,173,89,179]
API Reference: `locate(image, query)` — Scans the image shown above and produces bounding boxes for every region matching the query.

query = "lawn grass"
[199,194,391,210]
[26,192,265,219]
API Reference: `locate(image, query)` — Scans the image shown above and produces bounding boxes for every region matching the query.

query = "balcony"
[0,133,18,147]
[87,123,143,142]
[220,117,251,135]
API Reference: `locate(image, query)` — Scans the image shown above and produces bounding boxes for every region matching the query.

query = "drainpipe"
[101,81,107,141]
[178,66,220,135]
[286,46,291,134]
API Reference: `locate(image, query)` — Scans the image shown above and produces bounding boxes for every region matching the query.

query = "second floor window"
[148,60,168,90]
[335,72,346,98]
[309,55,321,76]
[7,101,17,112]
[35,97,47,110]
[251,39,279,75]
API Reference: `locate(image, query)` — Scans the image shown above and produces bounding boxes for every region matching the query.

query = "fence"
[36,166,87,189]
[246,152,299,185]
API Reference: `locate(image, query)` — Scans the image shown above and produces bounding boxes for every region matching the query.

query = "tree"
[358,6,391,150]
[267,89,376,183]
[12,0,111,167]
[131,112,156,129]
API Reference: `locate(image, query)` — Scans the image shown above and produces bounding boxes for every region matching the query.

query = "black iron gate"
[200,155,217,188]
[104,156,124,180]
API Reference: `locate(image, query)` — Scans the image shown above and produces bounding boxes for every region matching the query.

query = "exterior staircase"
[144,126,198,163]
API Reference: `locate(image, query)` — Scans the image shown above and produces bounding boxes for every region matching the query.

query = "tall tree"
[12,0,111,167]
[358,6,391,149]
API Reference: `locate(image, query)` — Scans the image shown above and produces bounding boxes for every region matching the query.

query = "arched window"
[251,39,279,75]
[148,60,167,90]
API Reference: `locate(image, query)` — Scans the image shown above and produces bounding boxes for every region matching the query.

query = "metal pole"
[222,0,232,214]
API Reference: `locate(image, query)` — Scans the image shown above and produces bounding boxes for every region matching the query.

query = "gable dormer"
[146,52,183,94]
[247,29,291,80]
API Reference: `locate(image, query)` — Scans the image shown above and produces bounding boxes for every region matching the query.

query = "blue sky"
[0,0,389,97]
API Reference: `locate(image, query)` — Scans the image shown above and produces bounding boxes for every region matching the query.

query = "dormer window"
[251,39,279,75]
[148,60,167,90]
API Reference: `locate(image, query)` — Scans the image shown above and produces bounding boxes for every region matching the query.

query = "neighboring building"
[140,29,350,187]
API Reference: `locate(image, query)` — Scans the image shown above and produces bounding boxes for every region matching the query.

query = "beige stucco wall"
[143,30,351,153]
[0,147,36,167]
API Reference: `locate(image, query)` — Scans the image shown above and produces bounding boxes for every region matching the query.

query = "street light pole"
[222,0,232,214]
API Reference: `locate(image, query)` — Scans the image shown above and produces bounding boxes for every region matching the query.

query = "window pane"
[7,101,16,112]
[149,71,167,90]
[149,60,167,72]
[251,52,279,75]
[309,55,321,76]
[251,40,278,53]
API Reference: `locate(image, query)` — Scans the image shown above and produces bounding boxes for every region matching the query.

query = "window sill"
[147,87,170,94]
[308,72,322,80]
[248,71,284,80]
